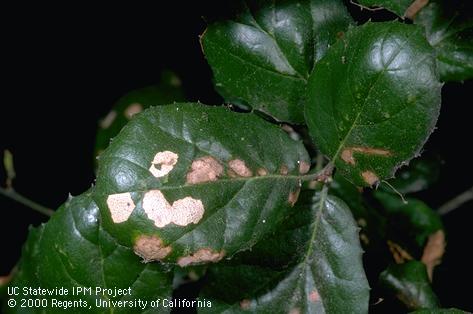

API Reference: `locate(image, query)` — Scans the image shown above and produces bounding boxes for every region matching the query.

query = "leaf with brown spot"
[94,103,310,264]
[2,190,173,314]
[306,22,441,186]
[421,230,445,281]
[199,189,369,313]
[94,70,186,163]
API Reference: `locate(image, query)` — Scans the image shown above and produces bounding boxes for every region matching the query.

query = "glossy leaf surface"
[94,103,310,265]
[305,22,441,186]
[201,0,353,123]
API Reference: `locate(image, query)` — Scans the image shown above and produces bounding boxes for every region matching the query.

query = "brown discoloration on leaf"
[308,290,320,303]
[228,159,253,177]
[149,151,179,178]
[288,188,300,206]
[240,299,251,310]
[404,0,429,19]
[362,171,379,186]
[341,146,391,165]
[357,218,367,227]
[106,192,135,223]
[257,168,268,176]
[421,230,445,281]
[177,248,225,267]
[186,156,223,184]
[289,308,301,314]
[124,103,143,119]
[387,240,413,264]
[99,110,117,129]
[299,161,310,174]
[279,165,289,175]
[171,197,205,226]
[142,190,204,228]
[133,235,172,262]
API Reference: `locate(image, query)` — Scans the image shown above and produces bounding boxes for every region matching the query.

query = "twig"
[0,187,54,217]
[437,186,473,216]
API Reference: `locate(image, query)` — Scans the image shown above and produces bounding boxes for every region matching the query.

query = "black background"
[1,2,472,312]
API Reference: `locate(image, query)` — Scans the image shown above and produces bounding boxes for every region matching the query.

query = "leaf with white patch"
[2,190,173,314]
[93,103,310,265]
[199,188,370,313]
[201,0,353,123]
[305,22,441,186]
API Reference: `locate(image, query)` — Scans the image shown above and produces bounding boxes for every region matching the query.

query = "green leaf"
[3,190,173,314]
[201,0,353,123]
[356,0,414,17]
[410,308,469,314]
[199,188,370,313]
[380,261,439,310]
[94,103,310,265]
[415,0,473,82]
[331,173,387,244]
[305,22,441,186]
[380,156,441,194]
[374,191,443,250]
[95,71,186,156]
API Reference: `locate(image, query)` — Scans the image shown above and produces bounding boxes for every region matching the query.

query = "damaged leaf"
[94,103,310,264]
[201,0,352,123]
[415,0,473,82]
[95,71,185,158]
[356,0,414,17]
[380,261,439,311]
[380,156,441,194]
[374,191,443,252]
[199,188,370,313]
[2,190,173,314]
[305,22,441,186]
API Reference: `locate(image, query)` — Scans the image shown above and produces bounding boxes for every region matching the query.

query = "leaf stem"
[0,187,54,217]
[437,186,473,216]
[299,163,334,183]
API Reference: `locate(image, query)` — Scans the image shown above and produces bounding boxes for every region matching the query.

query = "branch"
[437,186,473,216]
[0,187,54,217]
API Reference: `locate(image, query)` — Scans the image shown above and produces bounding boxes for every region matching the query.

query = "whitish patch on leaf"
[177,248,225,267]
[142,190,204,228]
[257,168,268,176]
[124,103,143,119]
[280,165,289,175]
[240,299,251,310]
[149,151,179,178]
[362,171,379,186]
[341,146,391,165]
[309,290,320,303]
[186,156,224,184]
[99,110,117,129]
[133,235,172,262]
[106,192,135,223]
[228,159,252,177]
[299,161,310,174]
[421,230,445,281]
